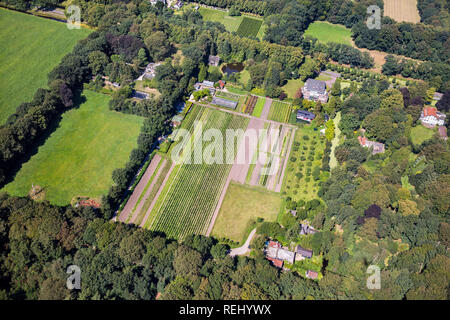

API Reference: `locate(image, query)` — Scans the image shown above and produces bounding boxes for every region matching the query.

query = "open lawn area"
[410,125,435,146]
[304,21,352,45]
[212,183,281,242]
[0,8,91,124]
[2,90,144,205]
[282,79,304,99]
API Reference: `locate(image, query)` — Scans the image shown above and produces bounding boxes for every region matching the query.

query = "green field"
[410,125,435,146]
[212,183,281,242]
[236,17,263,38]
[197,7,264,39]
[304,21,352,45]
[2,90,144,205]
[0,8,91,124]
[268,101,292,123]
[145,107,249,239]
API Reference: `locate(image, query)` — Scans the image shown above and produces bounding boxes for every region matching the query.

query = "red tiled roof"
[268,241,281,248]
[307,270,318,279]
[423,107,438,118]
[267,257,283,268]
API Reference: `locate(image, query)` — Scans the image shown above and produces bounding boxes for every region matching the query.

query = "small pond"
[221,62,244,76]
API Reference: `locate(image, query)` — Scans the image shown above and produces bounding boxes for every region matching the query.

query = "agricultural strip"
[2,90,143,205]
[118,154,162,222]
[275,128,296,192]
[251,97,266,117]
[268,100,291,123]
[145,108,249,239]
[260,98,272,120]
[0,8,91,124]
[236,17,263,38]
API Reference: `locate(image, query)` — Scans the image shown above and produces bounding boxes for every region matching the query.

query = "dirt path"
[118,154,161,223]
[139,162,175,228]
[260,98,272,120]
[129,158,167,224]
[229,228,257,256]
[266,126,287,191]
[275,128,296,192]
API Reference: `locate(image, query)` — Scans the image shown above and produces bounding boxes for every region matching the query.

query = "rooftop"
[304,79,326,95]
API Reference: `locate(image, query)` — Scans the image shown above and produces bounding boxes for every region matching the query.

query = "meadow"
[236,17,263,38]
[282,79,304,99]
[212,183,281,243]
[2,90,144,205]
[0,8,91,124]
[268,101,292,123]
[303,21,353,45]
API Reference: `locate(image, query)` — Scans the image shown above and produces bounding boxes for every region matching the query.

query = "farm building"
[266,241,296,267]
[303,79,328,103]
[358,136,385,155]
[306,270,318,279]
[194,80,216,94]
[420,107,446,127]
[295,245,313,259]
[211,97,238,109]
[208,55,220,67]
[297,110,316,123]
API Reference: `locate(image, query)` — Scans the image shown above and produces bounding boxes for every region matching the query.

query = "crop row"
[243,95,258,114]
[149,109,248,239]
[268,101,291,123]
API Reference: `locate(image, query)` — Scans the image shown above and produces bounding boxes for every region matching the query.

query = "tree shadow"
[3,92,87,186]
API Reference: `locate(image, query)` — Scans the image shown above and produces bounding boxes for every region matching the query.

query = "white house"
[303,79,328,103]
[420,107,446,127]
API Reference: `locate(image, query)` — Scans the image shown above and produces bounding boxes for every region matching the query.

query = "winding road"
[229,228,257,256]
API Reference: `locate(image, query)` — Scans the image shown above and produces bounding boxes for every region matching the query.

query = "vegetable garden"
[144,107,249,239]
[268,101,292,123]
[242,95,258,114]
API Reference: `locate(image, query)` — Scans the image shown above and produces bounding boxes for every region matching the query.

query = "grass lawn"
[212,183,281,242]
[0,8,91,124]
[2,90,144,205]
[304,21,353,45]
[410,125,435,146]
[282,79,304,99]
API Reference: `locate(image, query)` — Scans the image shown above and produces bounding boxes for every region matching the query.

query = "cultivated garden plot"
[268,100,292,123]
[242,95,258,114]
[281,126,328,202]
[143,107,249,239]
[236,17,263,38]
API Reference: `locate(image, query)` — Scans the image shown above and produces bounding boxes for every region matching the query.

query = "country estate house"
[420,106,446,127]
[358,136,385,155]
[303,79,328,103]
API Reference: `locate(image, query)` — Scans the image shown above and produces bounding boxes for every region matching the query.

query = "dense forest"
[0,0,448,300]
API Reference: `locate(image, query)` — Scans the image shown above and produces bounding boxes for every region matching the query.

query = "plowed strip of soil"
[275,128,296,192]
[260,98,272,120]
[129,158,167,224]
[230,118,265,184]
[139,162,176,228]
[118,154,161,223]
